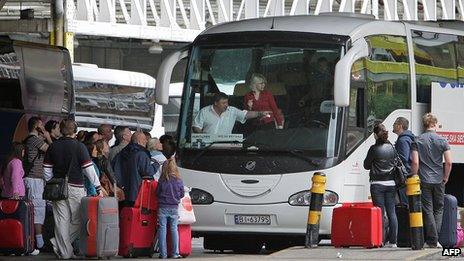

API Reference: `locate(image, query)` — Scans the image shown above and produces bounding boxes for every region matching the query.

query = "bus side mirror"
[334,39,369,107]
[155,49,189,105]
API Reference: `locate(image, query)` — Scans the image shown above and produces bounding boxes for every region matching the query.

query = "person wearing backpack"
[24,116,53,252]
[364,123,398,248]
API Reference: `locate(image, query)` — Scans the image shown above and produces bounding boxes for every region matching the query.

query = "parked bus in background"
[0,36,73,162]
[72,64,163,139]
[155,14,464,251]
[163,82,183,137]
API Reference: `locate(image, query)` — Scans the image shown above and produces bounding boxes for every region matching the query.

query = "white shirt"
[193,105,247,134]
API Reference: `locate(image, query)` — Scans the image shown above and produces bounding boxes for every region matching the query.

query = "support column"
[339,0,355,13]
[315,0,333,14]
[440,0,456,20]
[422,0,437,21]
[161,0,177,27]
[290,0,309,15]
[402,0,418,20]
[217,0,232,23]
[245,0,259,19]
[268,0,285,16]
[190,0,205,30]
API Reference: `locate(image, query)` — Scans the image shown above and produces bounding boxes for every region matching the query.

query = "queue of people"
[0,117,183,259]
[364,113,452,248]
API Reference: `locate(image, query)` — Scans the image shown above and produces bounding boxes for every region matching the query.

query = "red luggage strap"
[86,198,98,256]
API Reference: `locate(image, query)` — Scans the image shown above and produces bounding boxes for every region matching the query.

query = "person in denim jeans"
[157,158,184,259]
[411,113,452,248]
[364,123,398,248]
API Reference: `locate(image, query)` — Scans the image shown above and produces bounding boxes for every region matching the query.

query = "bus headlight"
[288,190,338,206]
[190,188,214,205]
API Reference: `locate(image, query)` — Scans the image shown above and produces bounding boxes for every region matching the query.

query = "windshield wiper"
[287,150,320,167]
[189,140,242,165]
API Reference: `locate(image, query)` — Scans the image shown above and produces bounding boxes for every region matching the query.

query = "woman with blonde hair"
[157,158,184,259]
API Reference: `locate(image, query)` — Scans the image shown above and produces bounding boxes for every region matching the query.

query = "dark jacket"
[395,130,415,173]
[157,178,184,209]
[112,143,156,202]
[364,141,396,181]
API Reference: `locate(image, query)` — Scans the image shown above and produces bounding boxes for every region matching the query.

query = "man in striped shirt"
[43,119,101,259]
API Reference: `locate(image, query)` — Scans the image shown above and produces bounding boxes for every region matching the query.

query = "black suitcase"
[439,194,458,248]
[396,203,411,247]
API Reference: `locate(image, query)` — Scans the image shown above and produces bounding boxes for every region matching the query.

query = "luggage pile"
[0,179,194,258]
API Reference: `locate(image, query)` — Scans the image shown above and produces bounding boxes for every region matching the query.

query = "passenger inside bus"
[182,44,340,155]
[242,73,284,131]
[192,92,270,135]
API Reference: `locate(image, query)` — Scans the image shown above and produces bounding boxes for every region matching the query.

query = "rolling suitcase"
[119,207,157,257]
[79,197,119,258]
[166,224,192,257]
[396,203,411,247]
[439,194,458,248]
[332,202,383,248]
[134,179,158,211]
[119,179,158,257]
[0,199,35,255]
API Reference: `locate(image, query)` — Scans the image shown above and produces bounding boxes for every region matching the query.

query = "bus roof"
[201,14,381,37]
[200,14,464,40]
[72,64,156,88]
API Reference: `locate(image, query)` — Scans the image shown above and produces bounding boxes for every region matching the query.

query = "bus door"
[0,37,73,160]
[431,81,464,204]
[431,81,464,163]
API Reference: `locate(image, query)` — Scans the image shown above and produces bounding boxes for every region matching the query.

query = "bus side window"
[346,87,365,153]
[458,40,464,85]
[412,31,458,103]
[346,59,366,154]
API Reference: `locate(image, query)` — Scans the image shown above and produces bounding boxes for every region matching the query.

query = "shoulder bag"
[43,141,77,201]
[390,144,408,190]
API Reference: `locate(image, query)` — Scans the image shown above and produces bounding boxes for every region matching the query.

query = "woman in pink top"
[1,142,26,198]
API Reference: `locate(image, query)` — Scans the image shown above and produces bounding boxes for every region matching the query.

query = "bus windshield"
[179,34,344,159]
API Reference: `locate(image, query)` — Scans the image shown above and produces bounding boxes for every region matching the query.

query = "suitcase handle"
[86,220,91,236]
[0,200,19,214]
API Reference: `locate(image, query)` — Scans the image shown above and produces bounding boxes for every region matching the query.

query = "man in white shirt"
[192,92,270,134]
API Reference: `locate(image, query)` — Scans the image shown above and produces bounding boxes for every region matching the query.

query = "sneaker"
[159,255,167,259]
[172,255,183,259]
[384,243,397,248]
[29,249,40,256]
[437,242,442,248]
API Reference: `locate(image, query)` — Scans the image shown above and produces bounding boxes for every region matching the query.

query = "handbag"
[390,144,408,189]
[178,186,196,224]
[43,141,78,201]
[43,177,68,201]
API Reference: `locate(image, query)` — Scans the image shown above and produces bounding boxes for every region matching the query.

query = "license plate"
[234,215,271,225]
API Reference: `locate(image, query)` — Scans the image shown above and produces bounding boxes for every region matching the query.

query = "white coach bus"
[155,14,464,251]
[72,64,164,138]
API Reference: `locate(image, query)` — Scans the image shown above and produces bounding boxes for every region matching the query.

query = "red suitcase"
[119,207,157,257]
[134,179,158,211]
[0,199,35,255]
[167,224,192,257]
[331,202,383,248]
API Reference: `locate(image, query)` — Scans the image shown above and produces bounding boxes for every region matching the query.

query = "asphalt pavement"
[2,238,463,260]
